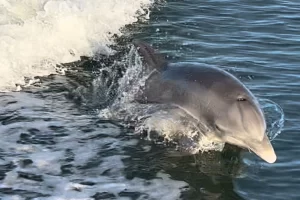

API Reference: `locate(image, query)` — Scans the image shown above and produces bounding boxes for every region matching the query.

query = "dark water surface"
[1,0,300,199]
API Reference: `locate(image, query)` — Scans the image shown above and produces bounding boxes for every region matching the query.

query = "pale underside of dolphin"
[132,40,277,164]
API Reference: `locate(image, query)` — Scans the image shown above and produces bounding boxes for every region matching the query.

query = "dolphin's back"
[133,40,253,108]
[133,40,247,95]
[162,63,251,97]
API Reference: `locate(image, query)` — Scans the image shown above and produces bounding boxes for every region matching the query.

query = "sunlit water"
[0,0,299,199]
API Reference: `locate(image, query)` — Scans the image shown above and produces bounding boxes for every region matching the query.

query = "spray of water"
[260,99,285,141]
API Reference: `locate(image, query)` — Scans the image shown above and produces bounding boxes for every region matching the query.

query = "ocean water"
[0,0,299,199]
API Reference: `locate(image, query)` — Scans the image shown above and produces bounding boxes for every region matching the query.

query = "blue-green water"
[0,0,299,199]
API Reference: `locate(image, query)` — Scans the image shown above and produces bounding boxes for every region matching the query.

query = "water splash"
[260,98,285,141]
[135,109,226,153]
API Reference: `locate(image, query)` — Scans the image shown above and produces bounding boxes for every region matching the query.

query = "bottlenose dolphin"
[132,40,276,164]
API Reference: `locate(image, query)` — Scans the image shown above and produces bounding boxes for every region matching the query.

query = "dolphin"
[132,40,276,164]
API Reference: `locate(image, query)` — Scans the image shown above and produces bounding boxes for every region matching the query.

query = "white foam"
[141,110,225,153]
[0,0,153,91]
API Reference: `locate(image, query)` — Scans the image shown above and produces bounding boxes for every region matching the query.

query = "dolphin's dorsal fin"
[133,40,168,71]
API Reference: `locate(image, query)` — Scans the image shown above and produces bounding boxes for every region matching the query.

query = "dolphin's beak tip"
[245,135,277,164]
[254,143,277,164]
[264,153,277,164]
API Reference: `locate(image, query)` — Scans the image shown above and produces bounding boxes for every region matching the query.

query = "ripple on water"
[0,89,188,200]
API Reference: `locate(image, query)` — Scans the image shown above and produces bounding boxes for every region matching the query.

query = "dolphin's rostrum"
[133,40,276,164]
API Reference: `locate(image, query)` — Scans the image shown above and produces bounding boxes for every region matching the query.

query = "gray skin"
[133,40,276,163]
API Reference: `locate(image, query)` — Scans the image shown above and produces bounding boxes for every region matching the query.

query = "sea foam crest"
[0,0,153,91]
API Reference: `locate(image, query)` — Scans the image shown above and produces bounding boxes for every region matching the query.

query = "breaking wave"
[0,0,153,91]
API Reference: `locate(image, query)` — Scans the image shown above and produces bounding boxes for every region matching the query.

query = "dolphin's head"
[211,77,276,164]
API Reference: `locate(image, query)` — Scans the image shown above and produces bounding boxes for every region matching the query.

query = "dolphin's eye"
[237,97,247,101]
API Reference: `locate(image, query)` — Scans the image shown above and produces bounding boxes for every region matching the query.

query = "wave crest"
[0,0,153,91]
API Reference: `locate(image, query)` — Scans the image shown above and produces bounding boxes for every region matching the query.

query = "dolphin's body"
[133,41,276,163]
